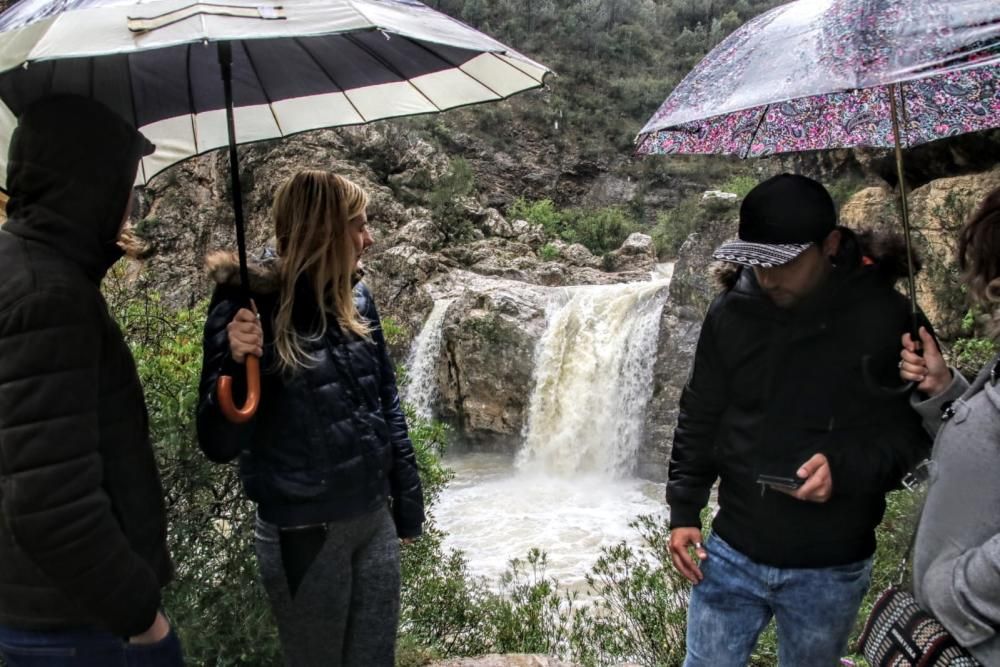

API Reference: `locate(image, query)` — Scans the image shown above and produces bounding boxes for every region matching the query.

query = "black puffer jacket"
[667,242,932,568]
[0,97,171,636]
[197,253,424,538]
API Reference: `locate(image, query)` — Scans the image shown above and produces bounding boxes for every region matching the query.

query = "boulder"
[604,232,657,272]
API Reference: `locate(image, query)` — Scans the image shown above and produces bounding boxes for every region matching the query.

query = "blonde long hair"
[272,170,370,371]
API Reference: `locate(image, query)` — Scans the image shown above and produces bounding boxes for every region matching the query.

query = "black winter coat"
[0,100,171,636]
[197,254,424,537]
[667,261,931,568]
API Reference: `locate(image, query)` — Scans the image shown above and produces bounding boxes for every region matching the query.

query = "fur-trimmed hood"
[712,228,922,291]
[205,250,282,294]
[205,249,366,296]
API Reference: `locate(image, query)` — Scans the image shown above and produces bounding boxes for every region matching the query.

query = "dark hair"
[957,186,1000,307]
[831,226,921,282]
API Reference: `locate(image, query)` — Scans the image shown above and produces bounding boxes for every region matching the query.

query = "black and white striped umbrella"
[0,0,550,422]
[0,0,551,188]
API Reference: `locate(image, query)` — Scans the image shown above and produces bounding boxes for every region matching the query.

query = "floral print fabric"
[637,0,1000,156]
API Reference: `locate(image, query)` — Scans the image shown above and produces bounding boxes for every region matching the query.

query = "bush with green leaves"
[568,515,690,667]
[538,243,560,261]
[652,194,737,259]
[428,157,478,248]
[508,197,638,256]
[718,174,758,199]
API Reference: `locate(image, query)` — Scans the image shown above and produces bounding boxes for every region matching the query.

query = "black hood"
[3,95,155,283]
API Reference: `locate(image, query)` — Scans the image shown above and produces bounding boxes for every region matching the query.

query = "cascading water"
[516,280,670,476]
[403,297,455,419]
[435,277,672,586]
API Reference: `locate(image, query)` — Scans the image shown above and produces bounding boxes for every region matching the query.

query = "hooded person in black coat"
[0,96,181,661]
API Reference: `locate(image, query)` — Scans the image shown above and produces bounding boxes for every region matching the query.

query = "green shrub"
[381,315,407,347]
[653,194,737,259]
[508,198,638,256]
[950,336,999,379]
[563,206,637,256]
[538,243,560,261]
[717,174,758,198]
[570,515,690,667]
[428,157,477,247]
[509,198,562,238]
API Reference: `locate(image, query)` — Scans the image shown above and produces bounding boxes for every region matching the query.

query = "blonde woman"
[197,171,424,666]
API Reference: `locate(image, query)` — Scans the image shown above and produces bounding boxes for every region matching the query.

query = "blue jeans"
[0,625,183,666]
[684,532,872,667]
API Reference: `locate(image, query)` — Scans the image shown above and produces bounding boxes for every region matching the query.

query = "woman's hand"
[227,304,263,363]
[900,326,951,397]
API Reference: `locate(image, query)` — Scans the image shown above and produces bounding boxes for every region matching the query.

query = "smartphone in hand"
[756,473,805,492]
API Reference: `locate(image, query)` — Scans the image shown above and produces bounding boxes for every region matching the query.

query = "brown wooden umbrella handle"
[217,355,260,423]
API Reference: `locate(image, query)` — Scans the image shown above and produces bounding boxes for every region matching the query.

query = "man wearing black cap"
[0,96,182,664]
[666,174,931,666]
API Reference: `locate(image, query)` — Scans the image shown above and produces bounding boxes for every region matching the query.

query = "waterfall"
[403,297,455,419]
[516,278,671,477]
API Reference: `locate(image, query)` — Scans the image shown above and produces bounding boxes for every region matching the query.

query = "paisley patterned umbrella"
[636,0,999,157]
[636,0,1000,347]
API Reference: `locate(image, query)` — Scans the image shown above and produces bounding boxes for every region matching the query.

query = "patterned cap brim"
[712,240,813,268]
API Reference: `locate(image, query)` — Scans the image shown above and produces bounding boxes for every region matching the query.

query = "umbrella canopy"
[0,0,551,188]
[636,0,1000,157]
[0,0,550,422]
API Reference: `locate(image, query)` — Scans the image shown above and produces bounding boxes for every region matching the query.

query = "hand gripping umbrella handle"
[217,355,261,423]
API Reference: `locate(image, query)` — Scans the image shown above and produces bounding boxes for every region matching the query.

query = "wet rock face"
[640,200,738,481]
[430,273,550,451]
[838,167,1000,338]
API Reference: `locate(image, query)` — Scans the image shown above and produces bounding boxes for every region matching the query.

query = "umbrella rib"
[240,41,284,136]
[186,42,200,155]
[342,32,444,113]
[125,54,147,183]
[125,55,140,129]
[293,36,368,124]
[897,82,911,150]
[742,104,769,159]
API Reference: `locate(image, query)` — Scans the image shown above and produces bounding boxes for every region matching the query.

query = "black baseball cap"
[713,174,837,267]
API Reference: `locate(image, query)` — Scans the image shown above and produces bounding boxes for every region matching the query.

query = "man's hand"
[227,303,263,363]
[779,453,833,503]
[900,327,951,397]
[668,527,707,584]
[128,611,171,645]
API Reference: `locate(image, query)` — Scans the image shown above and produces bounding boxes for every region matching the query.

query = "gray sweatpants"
[255,507,401,667]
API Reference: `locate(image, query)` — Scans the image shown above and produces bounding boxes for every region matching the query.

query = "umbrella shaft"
[889,84,919,334]
[218,41,252,304]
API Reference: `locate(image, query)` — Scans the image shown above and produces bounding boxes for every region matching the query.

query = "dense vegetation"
[430,0,784,153]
